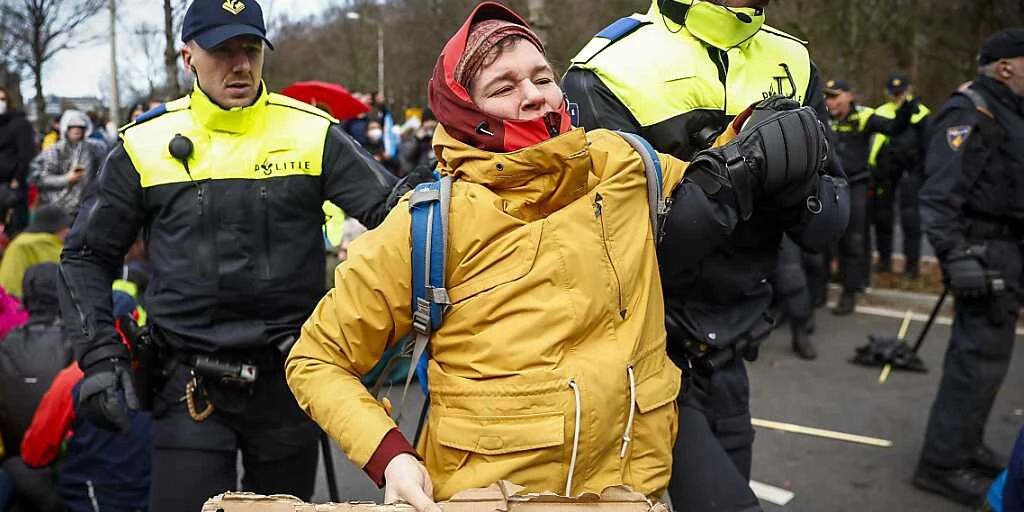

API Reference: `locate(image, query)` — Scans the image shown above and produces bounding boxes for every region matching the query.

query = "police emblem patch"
[222,0,245,15]
[946,126,971,152]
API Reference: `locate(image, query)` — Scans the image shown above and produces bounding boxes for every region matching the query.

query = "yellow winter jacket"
[286,125,686,500]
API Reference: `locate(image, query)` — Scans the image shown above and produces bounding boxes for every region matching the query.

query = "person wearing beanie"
[28,110,108,218]
[287,2,833,510]
[914,27,1024,506]
[0,206,70,298]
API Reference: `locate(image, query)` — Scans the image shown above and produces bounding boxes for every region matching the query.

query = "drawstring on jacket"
[620,366,637,458]
[566,379,582,497]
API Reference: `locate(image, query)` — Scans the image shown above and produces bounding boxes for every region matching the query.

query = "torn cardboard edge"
[202,481,669,512]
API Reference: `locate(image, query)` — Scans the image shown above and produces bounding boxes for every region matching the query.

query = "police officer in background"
[824,79,918,315]
[563,1,849,509]
[57,1,408,510]
[914,28,1024,506]
[869,74,931,278]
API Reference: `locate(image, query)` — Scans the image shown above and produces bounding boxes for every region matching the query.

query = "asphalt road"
[306,304,1024,511]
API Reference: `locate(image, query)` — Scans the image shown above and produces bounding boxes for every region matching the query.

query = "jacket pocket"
[626,362,681,495]
[429,410,565,478]
[437,411,565,454]
[445,221,542,305]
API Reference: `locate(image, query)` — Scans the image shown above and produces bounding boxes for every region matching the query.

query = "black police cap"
[181,0,274,50]
[824,79,851,96]
[886,73,910,95]
[979,27,1024,65]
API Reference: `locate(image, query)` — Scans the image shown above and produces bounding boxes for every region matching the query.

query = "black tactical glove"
[79,357,139,432]
[943,246,988,298]
[386,164,436,211]
[685,105,828,219]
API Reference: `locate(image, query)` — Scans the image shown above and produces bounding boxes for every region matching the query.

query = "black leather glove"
[385,164,436,211]
[79,357,139,432]
[943,246,988,298]
[685,105,828,219]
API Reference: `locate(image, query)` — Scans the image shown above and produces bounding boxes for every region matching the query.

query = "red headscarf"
[427,2,572,153]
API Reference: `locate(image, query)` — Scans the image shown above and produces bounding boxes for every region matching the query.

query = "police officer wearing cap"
[824,78,918,315]
[914,27,1024,506]
[563,1,851,510]
[869,74,931,278]
[57,1,407,510]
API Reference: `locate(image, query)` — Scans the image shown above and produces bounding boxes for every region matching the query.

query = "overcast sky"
[23,0,331,99]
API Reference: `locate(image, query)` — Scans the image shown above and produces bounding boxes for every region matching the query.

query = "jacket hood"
[22,263,59,318]
[433,123,591,222]
[427,1,572,153]
[59,110,93,140]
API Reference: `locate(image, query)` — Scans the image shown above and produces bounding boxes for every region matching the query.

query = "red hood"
[427,1,572,153]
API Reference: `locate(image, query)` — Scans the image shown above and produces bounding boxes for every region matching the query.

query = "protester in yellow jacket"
[287,3,830,510]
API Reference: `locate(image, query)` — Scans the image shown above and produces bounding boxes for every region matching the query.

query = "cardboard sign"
[202,481,667,512]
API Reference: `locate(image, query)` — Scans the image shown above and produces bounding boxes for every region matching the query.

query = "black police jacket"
[564,38,844,350]
[830,102,914,183]
[59,87,398,368]
[920,75,1024,260]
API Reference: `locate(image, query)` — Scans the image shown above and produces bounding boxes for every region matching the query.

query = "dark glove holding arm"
[79,352,140,432]
[684,104,829,219]
[943,246,989,298]
[386,164,436,211]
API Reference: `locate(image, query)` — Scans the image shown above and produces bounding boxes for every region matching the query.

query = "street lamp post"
[346,12,383,95]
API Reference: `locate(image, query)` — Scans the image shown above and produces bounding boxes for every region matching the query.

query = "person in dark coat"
[0,263,72,512]
[0,87,37,235]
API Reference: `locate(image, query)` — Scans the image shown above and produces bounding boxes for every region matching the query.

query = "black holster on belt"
[674,313,776,377]
[122,320,159,411]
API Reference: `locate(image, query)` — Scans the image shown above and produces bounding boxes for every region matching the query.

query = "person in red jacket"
[21,294,151,512]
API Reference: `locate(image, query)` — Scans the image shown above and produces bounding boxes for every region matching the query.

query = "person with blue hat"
[868,73,931,279]
[56,1,423,510]
[824,78,920,315]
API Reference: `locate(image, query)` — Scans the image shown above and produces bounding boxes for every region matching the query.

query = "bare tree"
[163,0,185,97]
[2,0,105,128]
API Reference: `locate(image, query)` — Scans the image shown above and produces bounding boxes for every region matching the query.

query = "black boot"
[970,444,1008,478]
[874,257,893,274]
[904,260,920,280]
[832,291,856,316]
[791,323,817,360]
[913,463,988,507]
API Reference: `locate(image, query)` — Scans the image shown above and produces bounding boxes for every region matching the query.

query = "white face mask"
[0,101,7,115]
[367,128,383,142]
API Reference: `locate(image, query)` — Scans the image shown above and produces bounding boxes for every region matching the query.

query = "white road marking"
[750,480,795,506]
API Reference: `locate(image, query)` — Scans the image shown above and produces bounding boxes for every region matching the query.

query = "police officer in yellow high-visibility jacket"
[564,1,849,510]
[869,74,931,278]
[56,1,404,510]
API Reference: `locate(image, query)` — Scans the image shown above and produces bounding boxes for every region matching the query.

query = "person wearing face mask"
[563,1,850,510]
[0,88,37,236]
[28,110,108,218]
[287,3,832,511]
[55,1,420,510]
[913,28,1024,507]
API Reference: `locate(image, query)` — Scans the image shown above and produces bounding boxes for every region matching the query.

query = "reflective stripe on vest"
[570,15,811,127]
[868,100,931,167]
[121,88,332,188]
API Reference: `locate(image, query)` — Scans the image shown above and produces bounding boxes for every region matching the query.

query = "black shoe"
[832,292,856,316]
[791,327,817,360]
[913,464,988,507]
[875,258,893,273]
[970,445,1008,478]
[904,262,921,280]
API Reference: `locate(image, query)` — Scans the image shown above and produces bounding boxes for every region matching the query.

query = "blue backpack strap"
[405,174,452,405]
[615,131,667,242]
